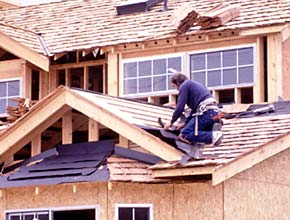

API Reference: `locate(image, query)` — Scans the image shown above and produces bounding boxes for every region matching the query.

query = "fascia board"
[212,132,290,185]
[0,32,49,71]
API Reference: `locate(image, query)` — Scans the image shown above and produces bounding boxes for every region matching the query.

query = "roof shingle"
[0,0,290,55]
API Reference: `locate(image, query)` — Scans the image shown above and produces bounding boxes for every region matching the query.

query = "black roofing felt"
[114,145,161,164]
[0,140,113,187]
[0,140,162,188]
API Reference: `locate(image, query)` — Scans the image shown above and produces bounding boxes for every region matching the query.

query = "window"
[6,210,49,220]
[190,46,255,89]
[116,204,153,220]
[6,207,98,220]
[122,55,183,97]
[0,78,21,114]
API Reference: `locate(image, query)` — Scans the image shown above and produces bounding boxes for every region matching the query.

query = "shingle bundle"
[171,3,199,34]
[197,3,240,30]
[6,98,36,122]
[172,3,240,34]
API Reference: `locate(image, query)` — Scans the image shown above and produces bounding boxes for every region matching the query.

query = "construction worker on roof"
[164,73,223,146]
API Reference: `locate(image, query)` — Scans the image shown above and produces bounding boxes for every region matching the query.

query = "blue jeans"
[181,109,219,144]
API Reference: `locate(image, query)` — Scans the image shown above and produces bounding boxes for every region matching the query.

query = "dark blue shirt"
[171,79,213,123]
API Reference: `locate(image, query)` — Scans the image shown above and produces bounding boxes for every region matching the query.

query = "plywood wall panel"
[5,183,100,210]
[224,178,290,220]
[107,182,174,220]
[174,182,223,220]
[224,147,290,220]
[235,147,290,184]
[0,189,6,220]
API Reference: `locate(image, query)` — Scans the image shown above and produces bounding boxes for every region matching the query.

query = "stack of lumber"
[197,3,240,30]
[6,98,35,122]
[172,3,240,34]
[171,3,198,34]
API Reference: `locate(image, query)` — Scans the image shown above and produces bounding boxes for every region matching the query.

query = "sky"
[20,0,61,6]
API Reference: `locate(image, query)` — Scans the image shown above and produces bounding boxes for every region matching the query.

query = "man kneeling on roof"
[164,73,223,146]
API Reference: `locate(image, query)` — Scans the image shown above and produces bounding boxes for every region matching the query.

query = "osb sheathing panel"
[107,182,174,220]
[282,37,290,100]
[224,147,290,220]
[0,189,7,220]
[107,182,223,220]
[5,182,103,210]
[173,182,223,220]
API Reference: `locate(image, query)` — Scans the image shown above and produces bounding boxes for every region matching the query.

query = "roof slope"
[1,87,290,185]
[0,0,290,54]
[0,86,183,163]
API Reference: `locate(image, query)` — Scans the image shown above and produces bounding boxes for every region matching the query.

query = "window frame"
[121,53,184,98]
[5,205,99,220]
[188,44,256,90]
[115,203,153,220]
[0,77,22,114]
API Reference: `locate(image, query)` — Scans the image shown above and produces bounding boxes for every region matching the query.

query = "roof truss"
[0,86,183,164]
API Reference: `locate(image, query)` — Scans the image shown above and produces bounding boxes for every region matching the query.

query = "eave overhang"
[0,32,49,71]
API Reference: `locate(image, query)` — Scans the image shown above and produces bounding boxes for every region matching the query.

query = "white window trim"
[121,53,184,98]
[188,44,257,90]
[0,77,23,95]
[5,205,99,220]
[0,77,23,113]
[115,203,153,220]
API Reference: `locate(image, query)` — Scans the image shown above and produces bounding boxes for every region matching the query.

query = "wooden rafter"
[0,32,49,71]
[0,86,183,164]
[65,90,183,161]
[0,89,70,164]
[152,166,215,178]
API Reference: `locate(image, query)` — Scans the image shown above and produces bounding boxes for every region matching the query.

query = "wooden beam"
[212,132,290,186]
[88,118,99,141]
[212,90,219,103]
[62,110,73,144]
[39,70,49,99]
[65,68,70,87]
[254,36,265,103]
[234,87,241,104]
[152,166,214,178]
[23,63,32,99]
[267,33,283,102]
[2,105,72,165]
[84,66,89,90]
[31,133,41,157]
[66,91,183,161]
[119,135,129,148]
[240,25,285,37]
[42,112,87,150]
[107,52,118,96]
[0,87,68,164]
[53,52,66,61]
[0,32,49,71]
[48,68,57,93]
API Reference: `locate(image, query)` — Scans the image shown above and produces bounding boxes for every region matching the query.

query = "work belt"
[193,98,220,136]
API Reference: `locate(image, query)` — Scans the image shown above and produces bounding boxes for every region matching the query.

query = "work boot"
[212,131,223,146]
[212,122,223,146]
